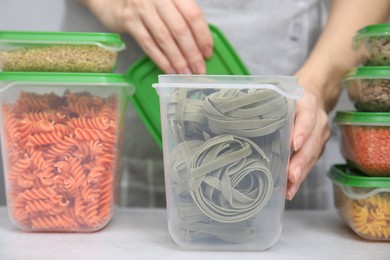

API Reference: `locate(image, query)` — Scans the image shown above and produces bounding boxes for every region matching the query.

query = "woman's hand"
[284,0,390,199]
[82,0,213,74]
[286,72,337,201]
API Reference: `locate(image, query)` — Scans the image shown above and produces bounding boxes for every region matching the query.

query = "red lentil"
[340,125,390,176]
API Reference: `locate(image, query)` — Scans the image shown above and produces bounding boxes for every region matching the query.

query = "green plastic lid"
[353,24,390,49]
[0,31,125,51]
[126,24,250,148]
[0,71,130,84]
[328,164,390,188]
[354,24,390,39]
[334,111,390,126]
[0,72,134,96]
[343,66,390,80]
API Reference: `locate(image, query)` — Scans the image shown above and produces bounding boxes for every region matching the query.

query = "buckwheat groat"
[1,45,117,72]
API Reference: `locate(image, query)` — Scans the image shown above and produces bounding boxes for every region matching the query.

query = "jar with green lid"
[328,164,390,241]
[0,72,134,232]
[343,66,390,112]
[353,24,390,66]
[0,31,125,72]
[334,111,390,177]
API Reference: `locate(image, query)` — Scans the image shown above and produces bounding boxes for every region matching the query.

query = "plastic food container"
[0,72,133,232]
[328,164,390,241]
[335,111,390,177]
[344,67,390,112]
[153,75,303,251]
[127,24,250,148]
[353,24,390,66]
[0,31,125,72]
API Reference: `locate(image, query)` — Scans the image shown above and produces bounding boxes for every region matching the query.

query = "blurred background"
[0,0,368,208]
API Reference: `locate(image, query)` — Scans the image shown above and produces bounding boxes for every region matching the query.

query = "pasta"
[2,90,119,232]
[347,193,390,240]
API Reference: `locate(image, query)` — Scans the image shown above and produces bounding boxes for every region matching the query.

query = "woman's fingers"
[124,19,176,74]
[286,94,330,200]
[83,0,212,74]
[173,0,214,59]
[124,0,211,74]
[158,0,206,74]
[141,3,191,74]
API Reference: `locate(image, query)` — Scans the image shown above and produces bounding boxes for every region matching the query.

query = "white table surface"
[0,207,389,260]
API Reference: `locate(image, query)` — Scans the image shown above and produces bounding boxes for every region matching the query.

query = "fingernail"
[294,135,304,151]
[192,61,206,74]
[203,46,213,58]
[180,67,192,74]
[292,165,301,183]
[287,184,299,201]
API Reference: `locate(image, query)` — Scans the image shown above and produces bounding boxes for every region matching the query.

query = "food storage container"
[353,24,390,66]
[0,72,134,232]
[0,31,125,72]
[344,66,390,112]
[335,111,390,177]
[328,164,390,241]
[153,75,303,251]
[127,24,250,148]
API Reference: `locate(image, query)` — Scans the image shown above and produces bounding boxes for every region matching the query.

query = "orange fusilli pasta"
[2,90,120,232]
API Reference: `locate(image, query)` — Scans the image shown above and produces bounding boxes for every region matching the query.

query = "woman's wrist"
[294,64,343,113]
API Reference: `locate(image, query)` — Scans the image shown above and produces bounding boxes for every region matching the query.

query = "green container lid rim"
[343,66,390,80]
[334,111,390,125]
[354,24,390,40]
[0,31,125,51]
[0,71,132,85]
[328,164,390,188]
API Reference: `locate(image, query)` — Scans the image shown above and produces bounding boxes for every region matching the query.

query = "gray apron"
[61,0,331,209]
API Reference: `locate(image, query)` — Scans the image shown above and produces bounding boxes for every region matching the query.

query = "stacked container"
[329,24,390,241]
[0,31,134,232]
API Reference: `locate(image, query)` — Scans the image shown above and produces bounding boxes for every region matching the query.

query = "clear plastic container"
[0,31,125,72]
[344,67,390,112]
[335,111,390,177]
[353,24,390,66]
[153,75,303,251]
[328,164,390,241]
[0,72,134,232]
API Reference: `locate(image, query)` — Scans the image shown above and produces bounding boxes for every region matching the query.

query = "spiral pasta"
[2,90,120,232]
[348,193,390,240]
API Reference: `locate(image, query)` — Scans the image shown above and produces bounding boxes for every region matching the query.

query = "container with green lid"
[126,24,250,148]
[334,111,390,177]
[353,24,390,66]
[0,72,134,232]
[0,31,125,72]
[343,66,390,112]
[328,164,390,241]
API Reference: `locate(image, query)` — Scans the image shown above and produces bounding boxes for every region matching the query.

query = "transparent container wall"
[345,78,390,112]
[338,124,390,177]
[0,43,118,73]
[333,184,390,241]
[158,83,298,251]
[0,82,129,232]
[363,37,390,66]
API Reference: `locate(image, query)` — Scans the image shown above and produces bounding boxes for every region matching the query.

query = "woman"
[62,0,390,208]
